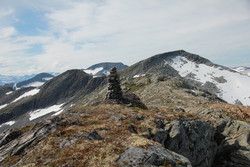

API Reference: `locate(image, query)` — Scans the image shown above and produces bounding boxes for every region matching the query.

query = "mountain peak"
[83,62,128,76]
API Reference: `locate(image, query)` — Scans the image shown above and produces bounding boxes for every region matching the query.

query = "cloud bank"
[0,0,250,75]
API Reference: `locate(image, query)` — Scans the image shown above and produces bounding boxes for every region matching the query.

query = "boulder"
[117,145,192,167]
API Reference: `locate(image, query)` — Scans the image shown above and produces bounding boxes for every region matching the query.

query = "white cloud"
[0,26,16,38]
[0,0,250,75]
[0,8,13,18]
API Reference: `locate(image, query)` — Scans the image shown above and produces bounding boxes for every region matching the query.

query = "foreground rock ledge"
[117,145,192,167]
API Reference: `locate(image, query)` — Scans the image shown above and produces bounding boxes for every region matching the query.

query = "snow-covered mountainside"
[168,56,250,105]
[0,74,35,86]
[232,66,250,76]
[83,62,128,76]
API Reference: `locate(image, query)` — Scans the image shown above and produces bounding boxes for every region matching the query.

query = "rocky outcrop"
[0,129,22,147]
[117,145,192,167]
[194,109,250,166]
[214,120,250,167]
[0,121,56,162]
[146,119,217,167]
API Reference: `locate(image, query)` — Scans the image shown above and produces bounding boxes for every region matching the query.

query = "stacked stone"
[106,67,123,100]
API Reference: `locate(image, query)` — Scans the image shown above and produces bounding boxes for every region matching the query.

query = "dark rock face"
[85,131,103,140]
[106,67,123,100]
[214,120,250,167]
[0,87,13,98]
[147,119,217,167]
[117,145,192,167]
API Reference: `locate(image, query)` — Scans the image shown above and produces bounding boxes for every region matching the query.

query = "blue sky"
[0,0,250,75]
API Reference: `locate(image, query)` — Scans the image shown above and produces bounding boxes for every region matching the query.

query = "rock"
[235,99,243,105]
[174,108,185,112]
[147,119,217,167]
[214,120,250,167]
[213,76,227,83]
[117,145,191,167]
[0,123,56,161]
[195,109,250,166]
[0,129,22,147]
[201,81,221,95]
[128,124,138,134]
[85,131,103,140]
[156,75,168,82]
[60,138,76,149]
[122,93,148,109]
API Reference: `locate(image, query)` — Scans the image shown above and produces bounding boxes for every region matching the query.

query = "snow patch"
[6,91,13,95]
[0,104,7,110]
[133,74,146,78]
[52,108,64,116]
[0,121,15,128]
[29,103,64,121]
[169,56,250,105]
[43,77,53,81]
[84,67,104,75]
[13,89,40,103]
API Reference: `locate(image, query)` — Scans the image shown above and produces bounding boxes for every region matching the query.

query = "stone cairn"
[106,67,123,101]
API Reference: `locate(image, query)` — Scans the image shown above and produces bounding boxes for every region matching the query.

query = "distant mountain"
[2,73,54,89]
[83,62,128,76]
[0,74,36,86]
[232,66,250,76]
[15,73,54,88]
[120,50,250,106]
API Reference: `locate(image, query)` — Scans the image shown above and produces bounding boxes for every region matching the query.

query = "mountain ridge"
[83,62,128,76]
